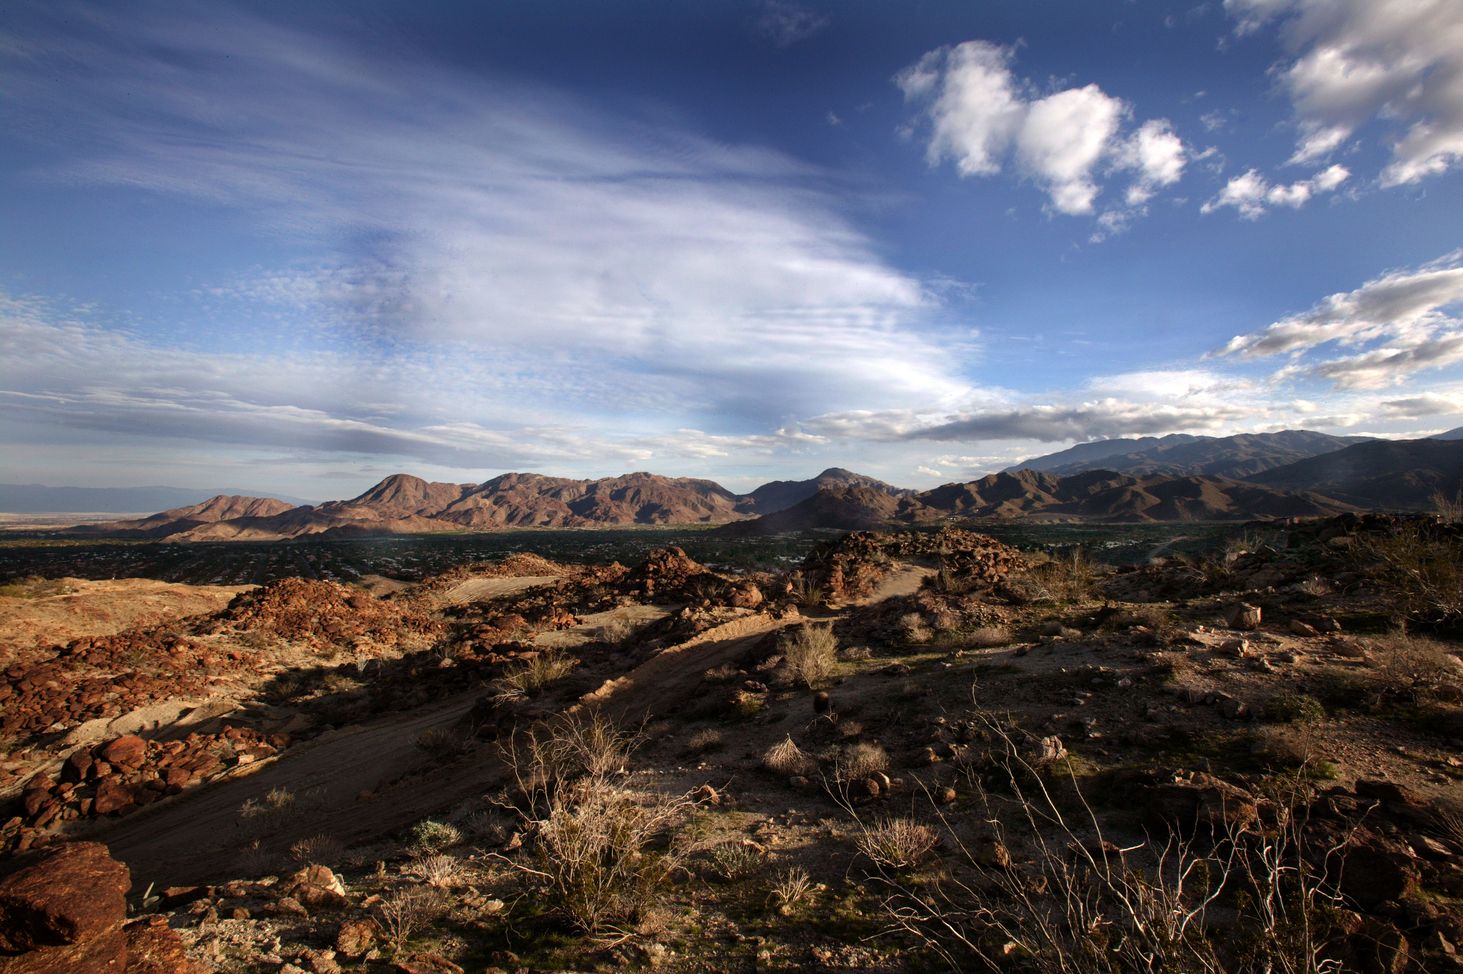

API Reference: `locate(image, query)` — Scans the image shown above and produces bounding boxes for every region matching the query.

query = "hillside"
[1251,438,1463,509]
[1009,430,1369,479]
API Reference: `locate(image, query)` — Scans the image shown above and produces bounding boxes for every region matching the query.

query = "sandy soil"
[0,578,251,662]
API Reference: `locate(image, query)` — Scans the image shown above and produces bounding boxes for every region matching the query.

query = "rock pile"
[801,528,1022,601]
[4,729,284,852]
[208,578,441,654]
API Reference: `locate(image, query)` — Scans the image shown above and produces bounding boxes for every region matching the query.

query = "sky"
[2,0,1462,499]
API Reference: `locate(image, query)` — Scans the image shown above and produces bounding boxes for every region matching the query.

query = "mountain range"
[0,484,314,514]
[1006,429,1372,479]
[53,432,1463,540]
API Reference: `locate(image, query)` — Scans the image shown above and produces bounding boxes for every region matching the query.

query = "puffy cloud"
[1201,164,1349,218]
[1224,0,1463,184]
[1216,251,1463,388]
[896,41,1185,217]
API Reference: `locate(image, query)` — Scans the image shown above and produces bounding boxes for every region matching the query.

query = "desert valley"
[6,1,1463,972]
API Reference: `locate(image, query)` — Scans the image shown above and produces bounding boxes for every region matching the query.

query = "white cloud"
[896,40,1186,218]
[1201,163,1349,217]
[1216,251,1463,388]
[1224,0,1463,184]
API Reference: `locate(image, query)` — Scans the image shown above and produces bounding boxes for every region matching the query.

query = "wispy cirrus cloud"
[1216,251,1463,388]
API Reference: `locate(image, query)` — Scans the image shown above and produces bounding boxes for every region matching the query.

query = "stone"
[1145,772,1258,837]
[812,691,831,715]
[0,842,129,953]
[1339,829,1420,907]
[99,736,147,771]
[1226,603,1261,631]
[93,780,135,817]
[124,915,211,973]
[282,866,347,911]
[335,919,377,959]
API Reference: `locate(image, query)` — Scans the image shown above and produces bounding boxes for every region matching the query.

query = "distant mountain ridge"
[1250,438,1463,510]
[1009,430,1372,479]
[75,468,911,541]
[721,469,1355,535]
[0,484,312,514]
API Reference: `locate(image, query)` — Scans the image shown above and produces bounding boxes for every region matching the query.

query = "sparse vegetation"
[855,817,939,870]
[1014,547,1096,604]
[762,736,817,776]
[408,818,462,853]
[1360,522,1463,629]
[767,867,814,915]
[778,623,838,688]
[493,648,578,701]
[686,728,724,754]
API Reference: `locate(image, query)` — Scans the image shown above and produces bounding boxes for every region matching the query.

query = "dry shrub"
[900,612,932,645]
[406,852,465,889]
[779,624,838,689]
[1434,487,1463,524]
[415,726,471,757]
[1014,549,1095,604]
[687,728,724,754]
[288,833,344,866]
[791,574,828,609]
[596,615,635,646]
[856,818,939,870]
[494,711,694,934]
[703,840,764,883]
[768,867,814,915]
[1360,523,1463,629]
[494,649,578,701]
[863,708,1350,974]
[837,741,889,781]
[763,736,816,776]
[956,625,1013,649]
[374,887,444,956]
[1369,631,1463,702]
[408,818,462,853]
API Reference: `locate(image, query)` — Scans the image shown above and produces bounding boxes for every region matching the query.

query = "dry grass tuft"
[837,741,890,781]
[494,649,578,701]
[763,736,817,777]
[856,818,939,870]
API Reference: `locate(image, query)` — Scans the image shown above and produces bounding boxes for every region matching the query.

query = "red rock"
[99,737,147,771]
[0,923,128,974]
[123,915,210,973]
[92,780,135,817]
[0,841,129,953]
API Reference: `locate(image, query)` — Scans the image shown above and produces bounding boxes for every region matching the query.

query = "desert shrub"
[493,712,692,932]
[1263,692,1327,725]
[0,575,70,599]
[1369,631,1463,702]
[596,614,634,646]
[494,649,578,701]
[1360,522,1463,629]
[779,624,838,689]
[856,818,939,870]
[374,887,444,956]
[704,840,764,883]
[729,688,766,718]
[1014,549,1095,604]
[1434,487,1463,524]
[954,624,1014,649]
[768,867,814,915]
[408,818,462,853]
[839,645,874,662]
[763,736,816,776]
[406,852,465,889]
[288,833,344,866]
[865,709,1349,974]
[687,728,724,754]
[899,612,933,645]
[238,785,298,832]
[791,574,828,609]
[837,741,889,781]
[415,726,471,757]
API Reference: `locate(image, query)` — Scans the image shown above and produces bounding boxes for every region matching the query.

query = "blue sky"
[2,0,1462,498]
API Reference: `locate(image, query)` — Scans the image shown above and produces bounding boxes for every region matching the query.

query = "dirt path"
[95,690,492,889]
[578,612,789,723]
[859,564,932,604]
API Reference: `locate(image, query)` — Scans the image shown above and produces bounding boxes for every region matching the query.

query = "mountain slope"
[716,485,932,536]
[1009,430,1369,479]
[1251,438,1463,509]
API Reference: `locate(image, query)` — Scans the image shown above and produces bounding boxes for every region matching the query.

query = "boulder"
[0,842,129,953]
[1145,772,1258,837]
[98,737,147,772]
[92,780,135,817]
[123,916,210,973]
[1226,603,1262,631]
[282,866,347,911]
